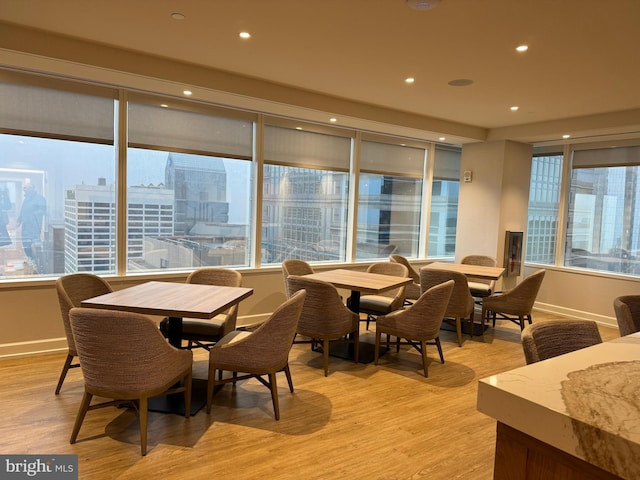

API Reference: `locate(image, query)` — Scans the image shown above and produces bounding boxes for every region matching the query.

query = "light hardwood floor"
[0,310,619,480]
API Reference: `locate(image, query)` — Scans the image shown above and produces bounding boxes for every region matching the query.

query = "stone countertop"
[477,333,640,480]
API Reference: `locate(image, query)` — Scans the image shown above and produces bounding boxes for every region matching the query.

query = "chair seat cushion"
[159,314,226,340]
[359,295,395,314]
[468,281,492,297]
[214,329,251,347]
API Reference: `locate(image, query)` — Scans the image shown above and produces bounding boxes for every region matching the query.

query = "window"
[526,154,563,264]
[126,98,254,272]
[0,72,117,277]
[261,124,351,264]
[428,146,460,258]
[356,140,424,260]
[565,145,640,275]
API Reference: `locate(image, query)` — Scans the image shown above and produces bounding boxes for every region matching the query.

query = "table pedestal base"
[148,378,207,416]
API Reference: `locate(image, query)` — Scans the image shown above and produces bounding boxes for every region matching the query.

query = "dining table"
[81,280,254,414]
[422,261,505,281]
[303,268,412,362]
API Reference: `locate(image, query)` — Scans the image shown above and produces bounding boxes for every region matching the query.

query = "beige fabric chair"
[286,275,360,376]
[55,273,113,394]
[69,307,193,456]
[613,295,640,336]
[206,290,306,420]
[356,261,408,330]
[281,259,314,297]
[460,254,497,301]
[420,268,475,347]
[375,280,454,377]
[481,269,546,332]
[159,267,242,350]
[521,319,602,364]
[389,254,421,303]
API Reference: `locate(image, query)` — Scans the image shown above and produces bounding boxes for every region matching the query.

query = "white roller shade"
[433,146,461,180]
[264,125,351,170]
[128,103,253,159]
[360,140,425,176]
[572,145,640,168]
[0,82,115,143]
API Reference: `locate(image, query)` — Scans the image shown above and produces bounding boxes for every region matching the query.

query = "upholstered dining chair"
[460,254,497,302]
[281,259,314,297]
[613,295,640,336]
[521,319,602,364]
[355,261,408,330]
[389,254,422,304]
[159,267,242,350]
[206,290,306,420]
[375,280,454,377]
[69,307,193,456]
[481,269,546,332]
[55,273,113,394]
[420,268,475,347]
[286,275,360,376]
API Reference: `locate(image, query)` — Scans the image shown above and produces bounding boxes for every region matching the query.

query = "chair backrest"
[521,319,602,364]
[187,267,242,334]
[282,259,314,297]
[389,254,420,283]
[286,275,357,337]
[383,280,455,339]
[613,295,640,336]
[420,268,474,318]
[460,254,497,287]
[366,262,408,307]
[56,274,113,355]
[69,307,192,394]
[492,269,546,315]
[213,290,306,371]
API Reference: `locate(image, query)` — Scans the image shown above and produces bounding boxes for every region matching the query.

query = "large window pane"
[262,125,351,264]
[526,155,562,264]
[356,140,424,260]
[428,146,460,258]
[127,101,253,272]
[565,158,640,275]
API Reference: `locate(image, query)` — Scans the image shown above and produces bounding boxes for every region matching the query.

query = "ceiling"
[0,0,639,143]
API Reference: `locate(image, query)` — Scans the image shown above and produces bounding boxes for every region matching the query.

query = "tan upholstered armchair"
[159,267,242,350]
[521,319,602,364]
[69,307,193,456]
[389,254,422,303]
[206,290,306,420]
[55,273,113,394]
[460,254,497,301]
[375,280,454,377]
[355,261,408,330]
[613,295,640,336]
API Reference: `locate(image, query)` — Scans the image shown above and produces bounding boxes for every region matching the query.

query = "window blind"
[360,140,425,177]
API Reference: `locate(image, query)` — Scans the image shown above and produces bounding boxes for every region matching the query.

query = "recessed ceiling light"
[160,104,168,108]
[295,127,303,130]
[183,90,192,96]
[516,45,529,52]
[329,118,337,123]
[439,137,446,141]
[239,32,251,39]
[405,77,415,84]
[448,79,474,87]
[510,106,519,111]
[562,134,571,139]
[171,12,185,20]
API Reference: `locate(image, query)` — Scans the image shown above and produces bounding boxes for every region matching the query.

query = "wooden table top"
[81,281,254,319]
[304,268,412,295]
[422,261,505,280]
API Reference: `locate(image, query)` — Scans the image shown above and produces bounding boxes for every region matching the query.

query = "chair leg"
[323,338,330,376]
[374,331,381,365]
[55,353,75,395]
[70,391,92,444]
[469,310,475,338]
[284,364,294,393]
[455,317,462,347]
[268,373,280,420]
[353,328,359,364]
[435,337,444,363]
[183,371,192,418]
[139,398,148,456]
[420,340,429,377]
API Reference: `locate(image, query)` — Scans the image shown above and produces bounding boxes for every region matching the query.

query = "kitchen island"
[477,332,640,480]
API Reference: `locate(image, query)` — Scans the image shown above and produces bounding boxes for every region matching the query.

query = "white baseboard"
[0,338,67,359]
[534,301,617,328]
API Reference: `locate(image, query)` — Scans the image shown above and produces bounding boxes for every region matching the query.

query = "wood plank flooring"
[0,311,619,480]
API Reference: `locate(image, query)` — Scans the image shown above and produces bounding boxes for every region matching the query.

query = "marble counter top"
[477,333,640,480]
